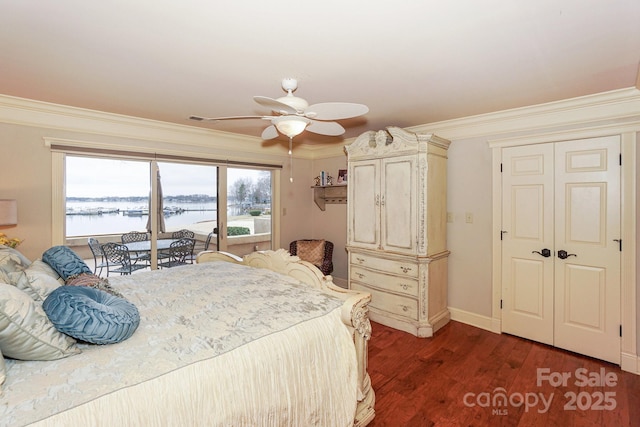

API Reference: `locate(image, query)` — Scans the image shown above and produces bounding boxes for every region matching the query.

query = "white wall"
[310,155,349,286]
[446,138,494,317]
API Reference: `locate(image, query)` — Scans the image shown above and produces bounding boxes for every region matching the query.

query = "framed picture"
[337,169,347,184]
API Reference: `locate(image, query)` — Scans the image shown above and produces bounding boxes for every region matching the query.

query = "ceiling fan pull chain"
[289,137,294,183]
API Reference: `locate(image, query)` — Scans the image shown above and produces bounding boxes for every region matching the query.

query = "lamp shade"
[273,116,310,138]
[0,199,17,226]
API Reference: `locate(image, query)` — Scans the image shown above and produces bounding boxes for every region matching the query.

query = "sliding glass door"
[65,156,151,237]
[64,155,273,270]
[222,167,272,255]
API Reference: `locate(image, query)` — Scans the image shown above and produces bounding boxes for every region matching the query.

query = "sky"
[66,156,268,198]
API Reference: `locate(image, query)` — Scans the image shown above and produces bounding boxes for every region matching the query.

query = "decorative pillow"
[66,273,125,299]
[296,240,325,266]
[10,260,64,303]
[27,259,63,283]
[44,286,140,345]
[0,245,31,285]
[0,283,79,360]
[42,246,92,281]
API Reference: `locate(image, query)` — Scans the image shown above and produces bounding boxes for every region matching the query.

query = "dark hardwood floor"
[367,321,640,427]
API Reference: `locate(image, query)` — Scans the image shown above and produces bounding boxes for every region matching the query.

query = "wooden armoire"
[346,127,450,337]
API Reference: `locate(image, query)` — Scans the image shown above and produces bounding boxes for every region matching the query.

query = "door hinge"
[614,239,622,252]
[500,230,508,240]
[620,325,622,337]
[500,299,503,309]
[619,153,622,166]
[500,163,503,173]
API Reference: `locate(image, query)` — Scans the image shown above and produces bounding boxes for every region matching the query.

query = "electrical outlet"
[447,212,454,223]
[465,212,473,223]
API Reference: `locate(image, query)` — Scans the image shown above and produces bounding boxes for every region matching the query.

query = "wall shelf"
[312,185,347,211]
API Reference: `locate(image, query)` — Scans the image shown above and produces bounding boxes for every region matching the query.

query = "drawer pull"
[356,272,365,279]
[356,257,365,264]
[400,266,412,274]
[399,283,409,291]
[401,305,409,312]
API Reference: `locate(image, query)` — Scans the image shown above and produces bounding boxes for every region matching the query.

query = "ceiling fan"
[189,78,369,140]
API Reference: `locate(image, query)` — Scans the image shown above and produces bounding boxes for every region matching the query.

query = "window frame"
[49,138,281,258]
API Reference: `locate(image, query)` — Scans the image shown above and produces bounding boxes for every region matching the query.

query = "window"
[56,148,280,267]
[66,157,151,236]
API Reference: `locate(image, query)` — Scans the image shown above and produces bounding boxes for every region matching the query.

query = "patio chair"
[121,231,150,266]
[170,229,196,262]
[158,238,195,269]
[101,242,148,275]
[289,239,334,276]
[88,237,109,276]
[171,229,195,239]
[121,231,149,243]
[204,230,215,250]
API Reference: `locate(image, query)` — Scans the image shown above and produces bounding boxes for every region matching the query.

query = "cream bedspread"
[1,262,358,426]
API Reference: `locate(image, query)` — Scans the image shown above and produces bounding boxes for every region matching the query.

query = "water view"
[65,157,272,238]
[66,200,221,237]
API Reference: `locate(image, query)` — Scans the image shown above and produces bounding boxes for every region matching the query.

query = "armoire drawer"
[351,282,418,320]
[350,252,418,278]
[350,265,418,297]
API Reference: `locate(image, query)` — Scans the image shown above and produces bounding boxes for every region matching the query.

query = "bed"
[0,248,375,426]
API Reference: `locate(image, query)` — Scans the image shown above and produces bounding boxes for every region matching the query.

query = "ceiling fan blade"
[304,102,369,120]
[254,96,298,115]
[306,120,345,136]
[261,125,279,140]
[189,115,271,122]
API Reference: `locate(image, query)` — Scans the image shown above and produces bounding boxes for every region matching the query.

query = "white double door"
[501,136,621,364]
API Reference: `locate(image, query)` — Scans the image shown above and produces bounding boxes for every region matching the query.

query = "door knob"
[557,250,577,260]
[532,248,551,257]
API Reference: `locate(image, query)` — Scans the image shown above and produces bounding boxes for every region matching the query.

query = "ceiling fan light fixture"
[273,116,310,138]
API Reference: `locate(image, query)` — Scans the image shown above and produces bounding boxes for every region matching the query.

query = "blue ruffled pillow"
[43,286,140,345]
[42,246,92,281]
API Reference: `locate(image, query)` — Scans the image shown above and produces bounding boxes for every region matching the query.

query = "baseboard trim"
[448,307,496,333]
[451,308,640,376]
[621,352,640,375]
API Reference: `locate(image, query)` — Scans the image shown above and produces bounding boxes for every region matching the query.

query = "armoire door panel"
[350,161,379,248]
[381,157,415,253]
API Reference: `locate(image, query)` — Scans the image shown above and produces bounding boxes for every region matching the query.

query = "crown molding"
[0,93,279,152]
[408,87,640,141]
[2,87,639,161]
[303,87,640,156]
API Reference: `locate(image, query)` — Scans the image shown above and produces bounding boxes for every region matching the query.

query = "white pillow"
[0,283,80,360]
[0,245,31,285]
[26,259,63,283]
[0,347,5,395]
[10,261,63,303]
